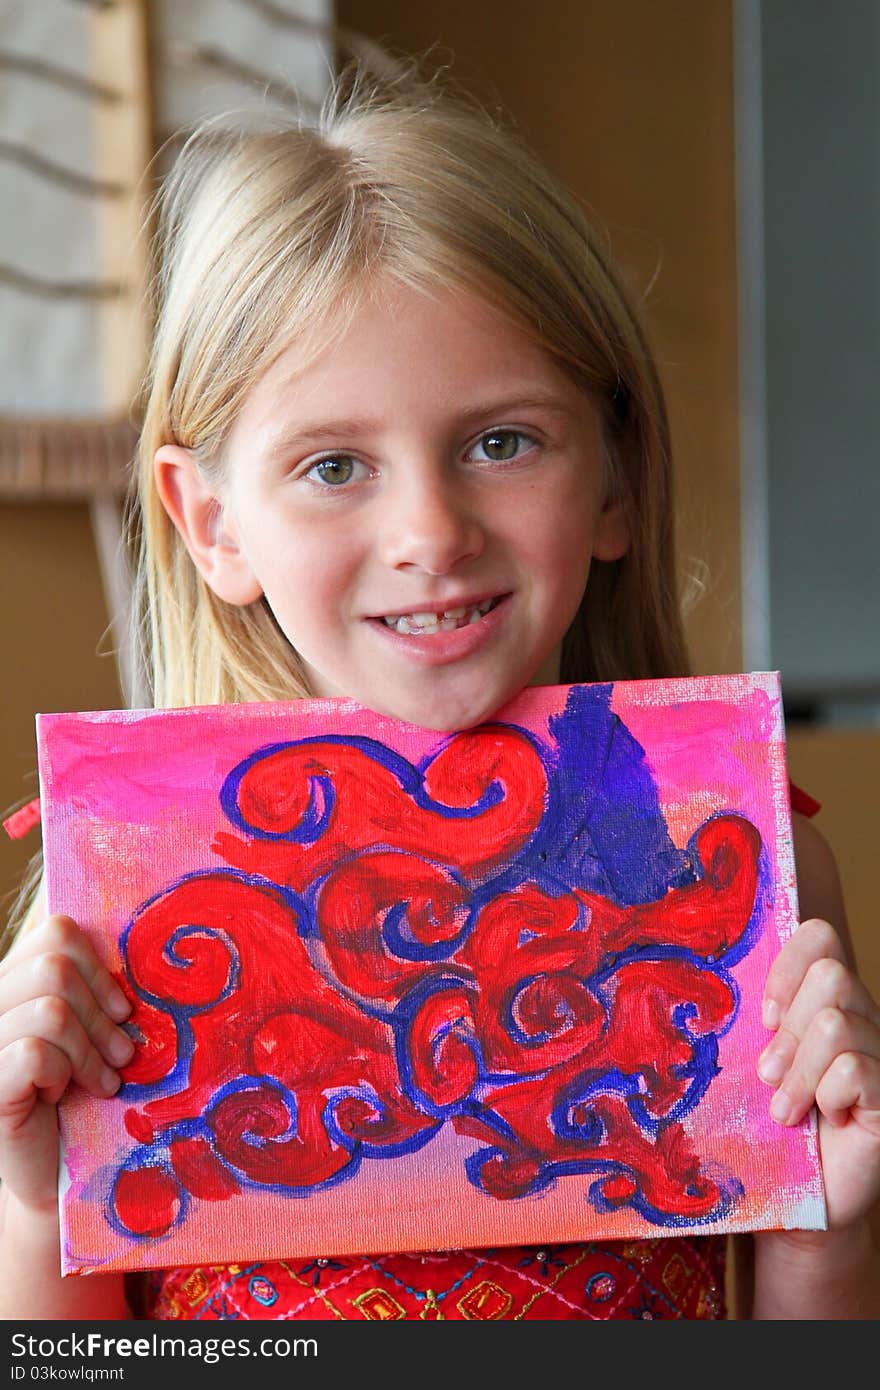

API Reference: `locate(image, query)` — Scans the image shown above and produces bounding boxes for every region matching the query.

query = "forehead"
[235,279,589,440]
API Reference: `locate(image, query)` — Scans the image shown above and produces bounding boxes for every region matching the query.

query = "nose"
[376,463,485,575]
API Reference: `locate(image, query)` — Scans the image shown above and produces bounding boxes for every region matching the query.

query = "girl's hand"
[0,914,133,1215]
[758,917,880,1230]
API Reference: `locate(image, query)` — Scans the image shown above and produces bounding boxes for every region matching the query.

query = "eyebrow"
[260,391,577,461]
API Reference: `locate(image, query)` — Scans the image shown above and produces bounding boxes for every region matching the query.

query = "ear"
[153,445,264,606]
[592,495,630,563]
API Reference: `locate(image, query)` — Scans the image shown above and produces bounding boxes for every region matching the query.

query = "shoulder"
[790,811,853,958]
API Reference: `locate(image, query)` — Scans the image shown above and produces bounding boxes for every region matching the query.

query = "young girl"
[1,68,878,1321]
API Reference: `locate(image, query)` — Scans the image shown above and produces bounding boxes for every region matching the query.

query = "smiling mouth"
[378,597,501,635]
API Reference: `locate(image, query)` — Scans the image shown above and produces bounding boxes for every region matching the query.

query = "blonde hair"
[135,65,689,711]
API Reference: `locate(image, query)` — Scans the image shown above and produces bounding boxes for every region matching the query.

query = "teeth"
[408,611,439,631]
[382,598,496,634]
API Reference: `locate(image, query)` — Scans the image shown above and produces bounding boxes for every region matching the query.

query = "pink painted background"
[36,673,825,1274]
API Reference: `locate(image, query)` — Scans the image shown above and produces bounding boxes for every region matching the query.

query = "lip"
[368,591,506,621]
[365,593,512,666]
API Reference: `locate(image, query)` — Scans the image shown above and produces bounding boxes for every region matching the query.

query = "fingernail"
[107,987,131,1021]
[107,1029,135,1066]
[762,998,780,1030]
[770,1089,793,1124]
[101,1067,121,1094]
[757,1051,786,1085]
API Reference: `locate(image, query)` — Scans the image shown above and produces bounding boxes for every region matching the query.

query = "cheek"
[236,502,320,581]
[263,535,358,629]
[530,493,601,582]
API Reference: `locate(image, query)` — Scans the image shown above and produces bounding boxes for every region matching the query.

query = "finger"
[0,1036,73,1110]
[814,1051,880,1134]
[758,957,880,1083]
[0,915,130,1022]
[0,954,135,1073]
[0,1002,123,1101]
[762,919,846,1030]
[761,1008,880,1126]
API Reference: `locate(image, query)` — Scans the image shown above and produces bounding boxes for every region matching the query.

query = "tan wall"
[0,506,121,913]
[787,732,880,999]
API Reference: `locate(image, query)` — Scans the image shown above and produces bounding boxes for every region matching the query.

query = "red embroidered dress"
[142,1237,726,1321]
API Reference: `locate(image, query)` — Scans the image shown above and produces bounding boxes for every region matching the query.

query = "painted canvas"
[35,674,826,1276]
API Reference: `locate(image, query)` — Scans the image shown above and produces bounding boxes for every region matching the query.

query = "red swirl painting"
[36,677,826,1274]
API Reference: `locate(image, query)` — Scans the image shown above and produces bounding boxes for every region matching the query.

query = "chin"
[371,687,522,733]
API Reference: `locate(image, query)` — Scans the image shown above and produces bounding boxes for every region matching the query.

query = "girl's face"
[159,280,628,730]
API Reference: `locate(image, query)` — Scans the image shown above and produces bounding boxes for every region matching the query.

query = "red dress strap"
[789,782,821,818]
[2,797,41,840]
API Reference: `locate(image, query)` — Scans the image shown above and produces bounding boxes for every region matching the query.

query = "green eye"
[480,431,520,461]
[473,429,537,463]
[312,457,355,485]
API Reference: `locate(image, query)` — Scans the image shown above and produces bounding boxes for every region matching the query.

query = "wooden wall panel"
[787,732,880,996]
[0,505,122,914]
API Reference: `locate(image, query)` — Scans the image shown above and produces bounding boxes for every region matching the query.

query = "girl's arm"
[0,1189,130,1320]
[0,914,134,1320]
[750,812,880,1319]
